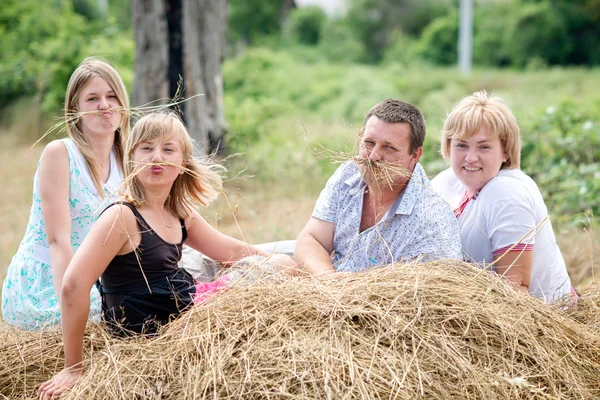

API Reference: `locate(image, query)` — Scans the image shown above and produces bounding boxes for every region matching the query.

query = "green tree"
[318,19,366,63]
[228,0,289,44]
[282,6,327,45]
[344,0,454,63]
[0,0,133,113]
[413,12,458,66]
[504,2,571,67]
[472,2,513,67]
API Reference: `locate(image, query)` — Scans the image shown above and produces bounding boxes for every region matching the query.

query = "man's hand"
[38,365,83,399]
[295,217,337,276]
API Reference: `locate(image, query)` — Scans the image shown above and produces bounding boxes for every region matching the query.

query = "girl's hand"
[37,365,83,399]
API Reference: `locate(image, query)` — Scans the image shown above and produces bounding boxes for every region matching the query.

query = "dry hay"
[1,260,600,399]
[566,286,600,331]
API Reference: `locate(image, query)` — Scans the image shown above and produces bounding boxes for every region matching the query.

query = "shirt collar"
[344,162,426,216]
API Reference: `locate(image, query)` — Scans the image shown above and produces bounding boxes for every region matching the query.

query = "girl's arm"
[39,141,73,300]
[38,205,133,399]
[185,208,269,264]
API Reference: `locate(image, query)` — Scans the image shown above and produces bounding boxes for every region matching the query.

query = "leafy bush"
[382,30,420,66]
[228,0,288,44]
[343,0,454,63]
[504,2,572,67]
[0,0,133,113]
[413,13,458,66]
[472,3,512,67]
[282,6,327,45]
[522,104,600,223]
[519,0,600,66]
[318,20,366,63]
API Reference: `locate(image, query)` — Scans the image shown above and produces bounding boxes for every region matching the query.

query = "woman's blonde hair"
[123,112,223,219]
[441,91,521,169]
[65,57,130,197]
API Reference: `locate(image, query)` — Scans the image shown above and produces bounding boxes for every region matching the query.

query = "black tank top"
[96,202,195,335]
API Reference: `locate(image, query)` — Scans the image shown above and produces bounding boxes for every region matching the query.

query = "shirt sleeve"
[400,188,463,262]
[312,162,351,223]
[484,181,537,253]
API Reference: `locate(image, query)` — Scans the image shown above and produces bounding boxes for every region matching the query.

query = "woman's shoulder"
[431,168,463,195]
[41,139,69,159]
[38,140,70,180]
[483,169,538,198]
[99,202,139,229]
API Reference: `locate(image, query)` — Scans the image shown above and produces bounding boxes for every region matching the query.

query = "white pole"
[98,0,108,16]
[458,0,473,74]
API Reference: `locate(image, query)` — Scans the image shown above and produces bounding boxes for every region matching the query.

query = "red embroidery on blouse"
[453,190,480,218]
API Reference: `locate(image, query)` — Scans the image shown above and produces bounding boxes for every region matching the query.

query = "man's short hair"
[441,90,521,169]
[362,99,426,153]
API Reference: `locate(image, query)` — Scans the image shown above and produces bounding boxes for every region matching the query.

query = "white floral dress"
[1,138,123,330]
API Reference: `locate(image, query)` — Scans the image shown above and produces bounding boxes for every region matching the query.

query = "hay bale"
[567,286,600,331]
[1,260,599,399]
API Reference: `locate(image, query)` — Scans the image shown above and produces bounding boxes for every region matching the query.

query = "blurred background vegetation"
[1,0,599,239]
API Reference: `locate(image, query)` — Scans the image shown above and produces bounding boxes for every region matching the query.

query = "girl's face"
[132,134,186,188]
[77,76,122,138]
[450,125,507,195]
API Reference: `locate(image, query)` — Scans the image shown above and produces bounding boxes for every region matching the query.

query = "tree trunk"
[182,0,228,155]
[133,0,228,156]
[133,0,169,106]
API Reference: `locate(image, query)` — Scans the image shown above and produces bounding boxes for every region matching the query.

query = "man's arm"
[295,217,336,276]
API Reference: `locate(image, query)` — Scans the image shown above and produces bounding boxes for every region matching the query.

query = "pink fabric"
[569,286,579,305]
[193,275,231,304]
[454,190,480,218]
[492,243,535,258]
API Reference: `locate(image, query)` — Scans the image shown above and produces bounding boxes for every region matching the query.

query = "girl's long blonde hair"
[123,112,224,219]
[65,57,130,197]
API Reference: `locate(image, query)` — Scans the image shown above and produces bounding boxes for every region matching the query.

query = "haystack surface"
[1,260,599,399]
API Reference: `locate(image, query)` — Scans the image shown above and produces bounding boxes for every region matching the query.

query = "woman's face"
[132,134,185,189]
[450,125,507,195]
[77,76,122,138]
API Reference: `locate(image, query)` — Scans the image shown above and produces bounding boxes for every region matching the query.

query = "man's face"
[358,116,422,190]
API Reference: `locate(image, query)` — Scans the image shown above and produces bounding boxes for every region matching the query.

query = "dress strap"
[101,202,187,244]
[180,218,187,243]
[101,201,152,232]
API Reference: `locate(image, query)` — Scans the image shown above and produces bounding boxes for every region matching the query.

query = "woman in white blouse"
[432,91,574,303]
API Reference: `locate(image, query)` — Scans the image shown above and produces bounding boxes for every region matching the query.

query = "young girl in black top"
[38,112,295,398]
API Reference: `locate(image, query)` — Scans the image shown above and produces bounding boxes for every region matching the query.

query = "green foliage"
[344,0,454,63]
[414,13,458,66]
[521,104,600,223]
[504,2,571,67]
[519,0,600,65]
[72,0,103,20]
[382,30,419,66]
[282,6,327,45]
[472,3,512,67]
[318,20,366,63]
[0,0,133,113]
[228,0,288,43]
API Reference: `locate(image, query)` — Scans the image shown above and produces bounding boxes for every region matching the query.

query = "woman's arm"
[39,141,73,299]
[494,250,533,295]
[37,205,133,398]
[185,209,269,264]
